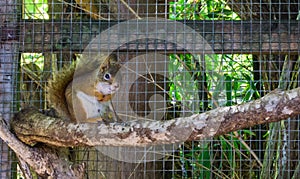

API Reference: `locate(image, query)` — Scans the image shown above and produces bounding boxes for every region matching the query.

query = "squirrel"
[46,54,121,123]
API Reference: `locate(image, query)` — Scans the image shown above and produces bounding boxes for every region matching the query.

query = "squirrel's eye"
[103,73,111,81]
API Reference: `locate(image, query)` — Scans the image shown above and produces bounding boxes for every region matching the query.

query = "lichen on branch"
[9,88,300,148]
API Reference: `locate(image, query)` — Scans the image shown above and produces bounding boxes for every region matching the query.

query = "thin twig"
[58,0,108,20]
[120,0,142,19]
[233,131,263,167]
[121,64,168,95]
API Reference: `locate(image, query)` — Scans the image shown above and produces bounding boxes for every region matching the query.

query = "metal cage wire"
[0,0,299,178]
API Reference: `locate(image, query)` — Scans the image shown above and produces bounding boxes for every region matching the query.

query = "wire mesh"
[0,0,299,178]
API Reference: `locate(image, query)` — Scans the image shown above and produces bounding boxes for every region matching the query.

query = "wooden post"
[0,0,19,177]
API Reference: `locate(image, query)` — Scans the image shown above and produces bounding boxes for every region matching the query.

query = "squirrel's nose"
[113,82,120,89]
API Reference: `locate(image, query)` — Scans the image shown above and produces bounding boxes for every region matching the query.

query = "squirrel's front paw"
[40,108,59,118]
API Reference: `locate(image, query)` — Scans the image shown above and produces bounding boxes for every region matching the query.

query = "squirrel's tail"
[46,62,76,119]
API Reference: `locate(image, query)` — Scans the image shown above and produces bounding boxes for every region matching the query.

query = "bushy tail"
[46,63,76,119]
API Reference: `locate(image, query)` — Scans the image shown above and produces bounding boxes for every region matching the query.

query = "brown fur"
[47,62,76,120]
[46,54,120,122]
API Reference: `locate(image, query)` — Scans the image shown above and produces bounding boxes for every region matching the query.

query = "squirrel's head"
[95,54,121,96]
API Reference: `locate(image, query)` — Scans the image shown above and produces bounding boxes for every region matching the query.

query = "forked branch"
[1,88,299,178]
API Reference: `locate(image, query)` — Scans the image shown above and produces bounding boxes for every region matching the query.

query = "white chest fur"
[76,91,110,119]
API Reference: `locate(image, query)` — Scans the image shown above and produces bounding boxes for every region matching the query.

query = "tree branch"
[1,88,299,178]
[9,88,300,147]
[0,113,85,178]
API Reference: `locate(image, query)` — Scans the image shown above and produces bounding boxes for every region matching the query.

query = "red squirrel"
[47,54,120,123]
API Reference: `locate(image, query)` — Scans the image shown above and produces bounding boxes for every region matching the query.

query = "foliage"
[23,0,49,19]
[169,0,239,20]
[21,53,44,69]
[168,1,262,178]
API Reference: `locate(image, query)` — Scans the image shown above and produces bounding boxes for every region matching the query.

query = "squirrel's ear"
[99,54,118,72]
[108,54,118,63]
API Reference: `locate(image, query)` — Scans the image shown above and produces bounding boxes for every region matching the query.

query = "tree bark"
[0,88,299,178]
[0,115,85,178]
[9,88,300,147]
